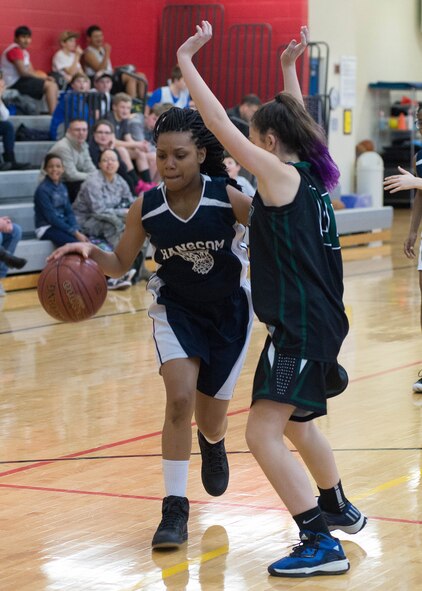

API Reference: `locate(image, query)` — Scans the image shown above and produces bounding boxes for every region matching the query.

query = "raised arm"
[280,26,309,106]
[176,22,272,182]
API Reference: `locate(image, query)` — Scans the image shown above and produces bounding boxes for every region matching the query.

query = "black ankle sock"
[293,506,330,535]
[139,169,151,182]
[318,480,348,513]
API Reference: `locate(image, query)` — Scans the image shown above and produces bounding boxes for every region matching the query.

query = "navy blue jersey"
[249,162,349,362]
[141,175,249,302]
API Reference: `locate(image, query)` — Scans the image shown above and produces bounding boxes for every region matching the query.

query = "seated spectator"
[0,216,25,295]
[34,153,90,247]
[0,70,30,170]
[91,69,113,112]
[226,94,262,137]
[105,93,155,186]
[0,25,58,114]
[49,72,92,141]
[47,118,96,202]
[89,119,138,194]
[83,25,147,101]
[145,65,189,115]
[51,31,83,88]
[128,102,173,183]
[223,154,256,197]
[129,102,173,143]
[72,148,135,289]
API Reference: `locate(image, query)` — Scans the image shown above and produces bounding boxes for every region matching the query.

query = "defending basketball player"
[177,23,367,577]
[48,106,254,549]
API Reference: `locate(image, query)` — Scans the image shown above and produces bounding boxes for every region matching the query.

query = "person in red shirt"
[0,25,58,114]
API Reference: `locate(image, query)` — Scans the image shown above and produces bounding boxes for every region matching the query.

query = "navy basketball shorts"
[148,276,254,400]
[252,335,348,422]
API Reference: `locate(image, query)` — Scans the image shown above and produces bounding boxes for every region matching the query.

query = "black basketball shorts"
[252,335,348,422]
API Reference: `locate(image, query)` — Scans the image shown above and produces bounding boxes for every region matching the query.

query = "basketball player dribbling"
[48,106,254,549]
[177,22,367,577]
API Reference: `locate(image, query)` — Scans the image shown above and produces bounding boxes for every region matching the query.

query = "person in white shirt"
[223,155,256,197]
[52,31,83,86]
[83,25,147,100]
[0,25,58,113]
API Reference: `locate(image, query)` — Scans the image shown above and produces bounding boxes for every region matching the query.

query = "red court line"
[0,482,420,526]
[0,429,162,478]
[0,359,420,480]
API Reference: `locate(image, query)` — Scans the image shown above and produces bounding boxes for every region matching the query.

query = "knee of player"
[165,394,194,424]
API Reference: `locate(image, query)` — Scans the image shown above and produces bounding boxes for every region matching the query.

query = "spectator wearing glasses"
[89,119,138,194]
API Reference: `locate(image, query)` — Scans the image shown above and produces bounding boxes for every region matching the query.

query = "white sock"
[162,459,189,498]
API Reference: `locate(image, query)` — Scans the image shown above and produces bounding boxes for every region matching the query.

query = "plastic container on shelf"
[356,152,384,208]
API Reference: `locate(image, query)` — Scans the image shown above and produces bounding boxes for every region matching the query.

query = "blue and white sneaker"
[268,531,350,578]
[319,500,367,534]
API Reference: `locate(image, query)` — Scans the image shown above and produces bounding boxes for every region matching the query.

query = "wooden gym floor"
[0,209,421,590]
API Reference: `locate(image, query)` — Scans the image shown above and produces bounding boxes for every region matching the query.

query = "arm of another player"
[404,189,422,259]
[47,198,147,276]
[384,166,422,193]
[226,185,252,226]
[177,22,275,184]
[280,26,309,107]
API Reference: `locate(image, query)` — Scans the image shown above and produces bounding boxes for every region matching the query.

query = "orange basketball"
[37,254,107,322]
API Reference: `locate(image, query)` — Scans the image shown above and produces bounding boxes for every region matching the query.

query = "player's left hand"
[280,26,309,69]
[177,20,213,60]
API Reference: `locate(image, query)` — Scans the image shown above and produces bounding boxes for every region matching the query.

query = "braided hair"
[153,107,229,179]
[252,93,340,191]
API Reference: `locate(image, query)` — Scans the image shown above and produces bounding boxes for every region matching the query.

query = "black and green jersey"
[249,162,348,361]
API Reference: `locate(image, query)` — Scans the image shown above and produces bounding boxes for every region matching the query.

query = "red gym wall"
[0,0,306,89]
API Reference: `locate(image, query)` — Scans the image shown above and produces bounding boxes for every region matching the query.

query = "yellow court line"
[123,544,229,591]
[351,470,422,502]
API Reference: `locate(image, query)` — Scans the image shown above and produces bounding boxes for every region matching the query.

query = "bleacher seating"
[0,115,55,290]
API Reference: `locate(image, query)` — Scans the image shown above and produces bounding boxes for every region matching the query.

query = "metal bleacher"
[1,115,56,288]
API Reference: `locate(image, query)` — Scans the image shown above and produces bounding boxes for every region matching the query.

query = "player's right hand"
[177,20,213,61]
[47,242,94,261]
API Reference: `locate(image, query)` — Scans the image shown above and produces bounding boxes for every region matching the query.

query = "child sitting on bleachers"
[34,153,89,247]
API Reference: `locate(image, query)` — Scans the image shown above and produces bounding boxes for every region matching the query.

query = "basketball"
[37,254,108,322]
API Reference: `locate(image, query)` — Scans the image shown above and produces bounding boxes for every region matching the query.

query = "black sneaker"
[0,246,27,269]
[151,496,189,550]
[197,430,229,496]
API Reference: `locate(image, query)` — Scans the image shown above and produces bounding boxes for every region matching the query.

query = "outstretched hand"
[280,26,309,69]
[177,20,213,61]
[384,166,419,193]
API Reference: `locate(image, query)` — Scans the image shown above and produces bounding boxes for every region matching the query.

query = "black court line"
[1,447,421,465]
[0,305,149,336]
[344,262,414,278]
